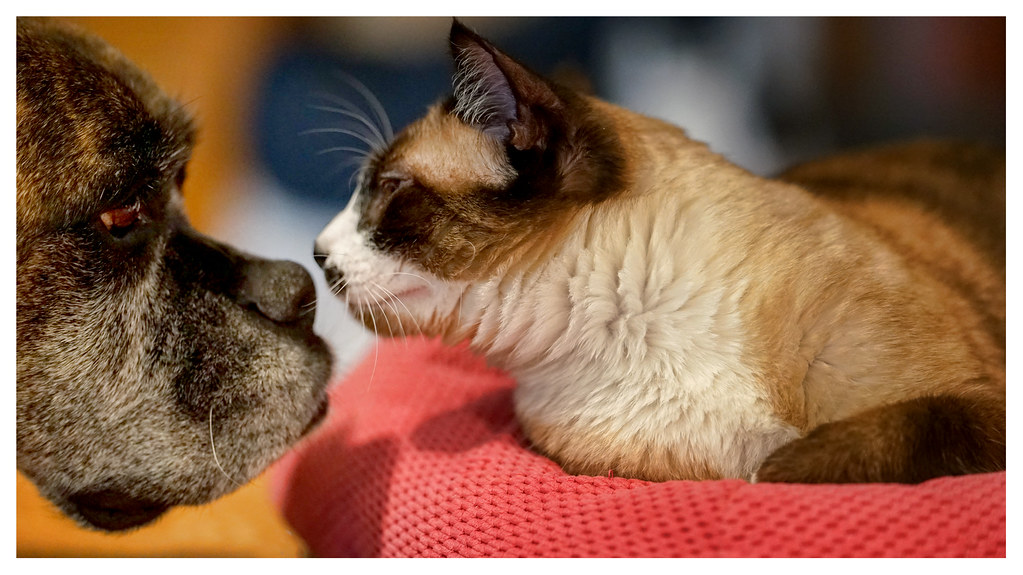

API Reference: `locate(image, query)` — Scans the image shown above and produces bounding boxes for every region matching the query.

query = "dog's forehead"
[16,18,195,233]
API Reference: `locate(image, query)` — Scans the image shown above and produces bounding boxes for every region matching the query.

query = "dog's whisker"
[209,403,242,488]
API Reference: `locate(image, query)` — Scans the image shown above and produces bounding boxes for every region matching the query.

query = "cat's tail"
[754,390,1005,484]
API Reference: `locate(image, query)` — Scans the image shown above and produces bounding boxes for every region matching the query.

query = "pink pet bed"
[271,337,1006,557]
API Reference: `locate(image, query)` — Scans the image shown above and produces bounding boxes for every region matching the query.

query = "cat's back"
[776,139,1005,391]
[779,140,1004,275]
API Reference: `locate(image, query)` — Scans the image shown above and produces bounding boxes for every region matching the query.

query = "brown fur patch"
[392,105,516,196]
[756,391,1005,483]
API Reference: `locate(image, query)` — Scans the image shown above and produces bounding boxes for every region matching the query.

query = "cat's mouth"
[344,284,434,337]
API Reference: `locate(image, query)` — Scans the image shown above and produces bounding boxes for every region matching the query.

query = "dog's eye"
[174,166,187,190]
[99,199,145,239]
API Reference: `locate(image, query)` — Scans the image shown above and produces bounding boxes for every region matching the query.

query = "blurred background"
[18,16,1005,557]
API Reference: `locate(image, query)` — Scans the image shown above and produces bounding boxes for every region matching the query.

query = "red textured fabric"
[270,337,1006,557]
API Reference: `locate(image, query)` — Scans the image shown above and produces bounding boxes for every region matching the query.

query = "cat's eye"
[99,198,147,240]
[379,178,402,195]
[377,173,413,196]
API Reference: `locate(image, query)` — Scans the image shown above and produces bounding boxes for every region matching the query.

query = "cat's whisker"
[382,273,428,336]
[365,282,400,342]
[448,239,479,278]
[301,126,382,153]
[380,280,429,345]
[301,296,319,311]
[361,293,380,390]
[389,271,435,288]
[315,145,374,159]
[324,155,372,187]
[466,240,478,266]
[349,163,374,192]
[308,103,388,150]
[457,288,465,334]
[370,281,411,347]
[328,275,349,297]
[331,70,394,143]
[310,87,388,151]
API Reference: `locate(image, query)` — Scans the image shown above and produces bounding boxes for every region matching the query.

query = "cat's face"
[315,20,625,340]
[313,105,497,338]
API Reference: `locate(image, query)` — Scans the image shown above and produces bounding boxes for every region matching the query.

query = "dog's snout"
[240,260,317,327]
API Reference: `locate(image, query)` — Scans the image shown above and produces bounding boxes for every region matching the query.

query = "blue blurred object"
[253,46,446,208]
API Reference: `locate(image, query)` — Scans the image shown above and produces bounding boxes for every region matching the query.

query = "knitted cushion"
[270,337,1006,557]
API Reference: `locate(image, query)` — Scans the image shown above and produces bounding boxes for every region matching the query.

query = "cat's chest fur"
[462,174,801,480]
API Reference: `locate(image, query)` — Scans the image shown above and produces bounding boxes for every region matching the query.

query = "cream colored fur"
[316,23,1003,482]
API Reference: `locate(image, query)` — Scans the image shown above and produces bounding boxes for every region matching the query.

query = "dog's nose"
[239,259,317,328]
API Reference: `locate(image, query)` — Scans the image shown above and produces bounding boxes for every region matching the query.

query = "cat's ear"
[449,19,561,152]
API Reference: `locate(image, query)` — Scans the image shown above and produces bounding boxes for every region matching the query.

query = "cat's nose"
[322,265,345,291]
[313,242,345,291]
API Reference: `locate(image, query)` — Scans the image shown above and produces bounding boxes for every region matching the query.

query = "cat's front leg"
[754,391,1005,484]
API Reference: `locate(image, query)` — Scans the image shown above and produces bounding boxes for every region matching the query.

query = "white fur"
[317,192,466,327]
[466,197,798,478]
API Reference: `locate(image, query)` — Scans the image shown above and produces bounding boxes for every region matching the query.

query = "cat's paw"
[753,418,883,484]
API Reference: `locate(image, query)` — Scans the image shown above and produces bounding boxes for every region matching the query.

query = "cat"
[314,19,1005,483]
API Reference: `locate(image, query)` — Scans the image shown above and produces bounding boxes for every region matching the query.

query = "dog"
[16,17,334,531]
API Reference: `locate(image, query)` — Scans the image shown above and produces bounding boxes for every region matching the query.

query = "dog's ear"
[449,18,562,152]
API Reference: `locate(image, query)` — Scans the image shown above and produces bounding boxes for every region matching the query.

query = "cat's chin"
[392,286,429,301]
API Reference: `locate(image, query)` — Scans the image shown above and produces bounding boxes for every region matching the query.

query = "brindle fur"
[17,18,333,531]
